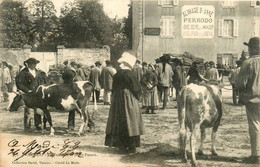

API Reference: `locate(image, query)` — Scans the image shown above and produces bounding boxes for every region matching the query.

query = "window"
[220,1,237,8]
[251,1,260,7]
[218,18,238,38]
[158,0,179,7]
[253,17,260,36]
[217,53,238,67]
[160,16,175,38]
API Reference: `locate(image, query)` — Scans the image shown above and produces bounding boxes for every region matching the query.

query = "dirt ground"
[0,77,258,167]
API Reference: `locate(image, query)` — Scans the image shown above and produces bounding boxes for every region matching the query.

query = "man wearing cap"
[156,54,173,109]
[2,62,12,93]
[132,60,143,83]
[16,58,44,131]
[204,61,221,85]
[90,61,102,102]
[229,60,242,105]
[236,37,260,164]
[100,60,116,105]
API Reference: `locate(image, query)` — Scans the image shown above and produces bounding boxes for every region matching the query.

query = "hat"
[24,58,40,65]
[209,61,215,65]
[95,61,102,65]
[172,58,182,65]
[243,37,260,48]
[70,61,77,66]
[161,54,170,62]
[118,52,136,68]
[105,60,111,64]
[148,63,155,71]
[2,61,8,66]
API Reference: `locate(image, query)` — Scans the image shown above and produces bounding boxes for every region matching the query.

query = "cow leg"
[43,110,54,136]
[198,126,206,155]
[190,131,197,167]
[179,126,187,162]
[78,108,86,136]
[211,128,218,156]
[41,115,47,133]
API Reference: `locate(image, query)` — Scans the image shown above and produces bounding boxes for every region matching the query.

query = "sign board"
[144,28,160,35]
[182,5,215,38]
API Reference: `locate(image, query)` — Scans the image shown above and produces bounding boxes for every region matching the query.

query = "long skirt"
[105,89,144,149]
[142,87,159,107]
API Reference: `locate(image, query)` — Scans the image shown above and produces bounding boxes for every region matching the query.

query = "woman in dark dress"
[141,64,159,114]
[105,52,144,153]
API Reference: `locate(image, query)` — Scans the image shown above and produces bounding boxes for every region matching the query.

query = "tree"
[123,3,132,49]
[0,1,32,48]
[29,0,60,51]
[60,0,114,48]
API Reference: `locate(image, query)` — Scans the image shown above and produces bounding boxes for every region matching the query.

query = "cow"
[9,81,96,136]
[177,83,223,166]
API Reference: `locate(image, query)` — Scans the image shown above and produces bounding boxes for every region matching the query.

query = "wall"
[133,0,260,64]
[0,45,110,72]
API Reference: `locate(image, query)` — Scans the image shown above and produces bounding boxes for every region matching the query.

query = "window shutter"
[173,0,179,5]
[234,19,238,37]
[160,18,164,36]
[158,0,162,6]
[218,19,223,37]
[171,17,176,37]
[251,1,256,6]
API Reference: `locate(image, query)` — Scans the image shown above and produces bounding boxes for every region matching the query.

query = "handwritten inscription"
[8,139,84,162]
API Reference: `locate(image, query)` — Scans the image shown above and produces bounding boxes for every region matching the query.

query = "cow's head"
[8,94,24,112]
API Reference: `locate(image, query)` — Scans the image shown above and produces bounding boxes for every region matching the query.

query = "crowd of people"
[0,37,259,164]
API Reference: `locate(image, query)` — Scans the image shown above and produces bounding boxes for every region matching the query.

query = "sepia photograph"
[0,0,259,166]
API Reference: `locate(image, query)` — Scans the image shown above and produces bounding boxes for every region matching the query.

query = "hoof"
[49,133,54,136]
[197,150,204,156]
[191,161,198,167]
[181,158,187,163]
[211,151,218,156]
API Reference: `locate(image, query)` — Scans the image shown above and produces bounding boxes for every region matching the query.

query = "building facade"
[132,0,260,66]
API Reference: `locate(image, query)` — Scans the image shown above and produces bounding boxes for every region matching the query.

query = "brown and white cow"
[9,81,96,136]
[177,83,223,166]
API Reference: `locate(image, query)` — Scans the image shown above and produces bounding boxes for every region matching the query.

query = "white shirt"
[28,68,36,78]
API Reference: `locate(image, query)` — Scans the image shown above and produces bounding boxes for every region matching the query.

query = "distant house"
[132,0,260,66]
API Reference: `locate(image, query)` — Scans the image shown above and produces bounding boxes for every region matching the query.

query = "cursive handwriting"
[8,139,83,162]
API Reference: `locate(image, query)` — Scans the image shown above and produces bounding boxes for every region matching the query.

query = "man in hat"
[229,60,242,105]
[132,60,143,83]
[100,60,116,105]
[90,61,102,102]
[16,58,44,131]
[2,62,12,93]
[203,61,221,85]
[156,54,173,109]
[236,37,260,164]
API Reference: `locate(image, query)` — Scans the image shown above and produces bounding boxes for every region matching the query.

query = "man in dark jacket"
[236,37,260,164]
[16,58,44,131]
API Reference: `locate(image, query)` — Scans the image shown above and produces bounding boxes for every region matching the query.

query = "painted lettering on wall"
[182,5,215,38]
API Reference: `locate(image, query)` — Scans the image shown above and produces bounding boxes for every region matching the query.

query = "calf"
[9,81,95,136]
[177,83,223,166]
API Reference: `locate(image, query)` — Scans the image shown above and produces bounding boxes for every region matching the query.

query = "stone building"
[132,0,260,66]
